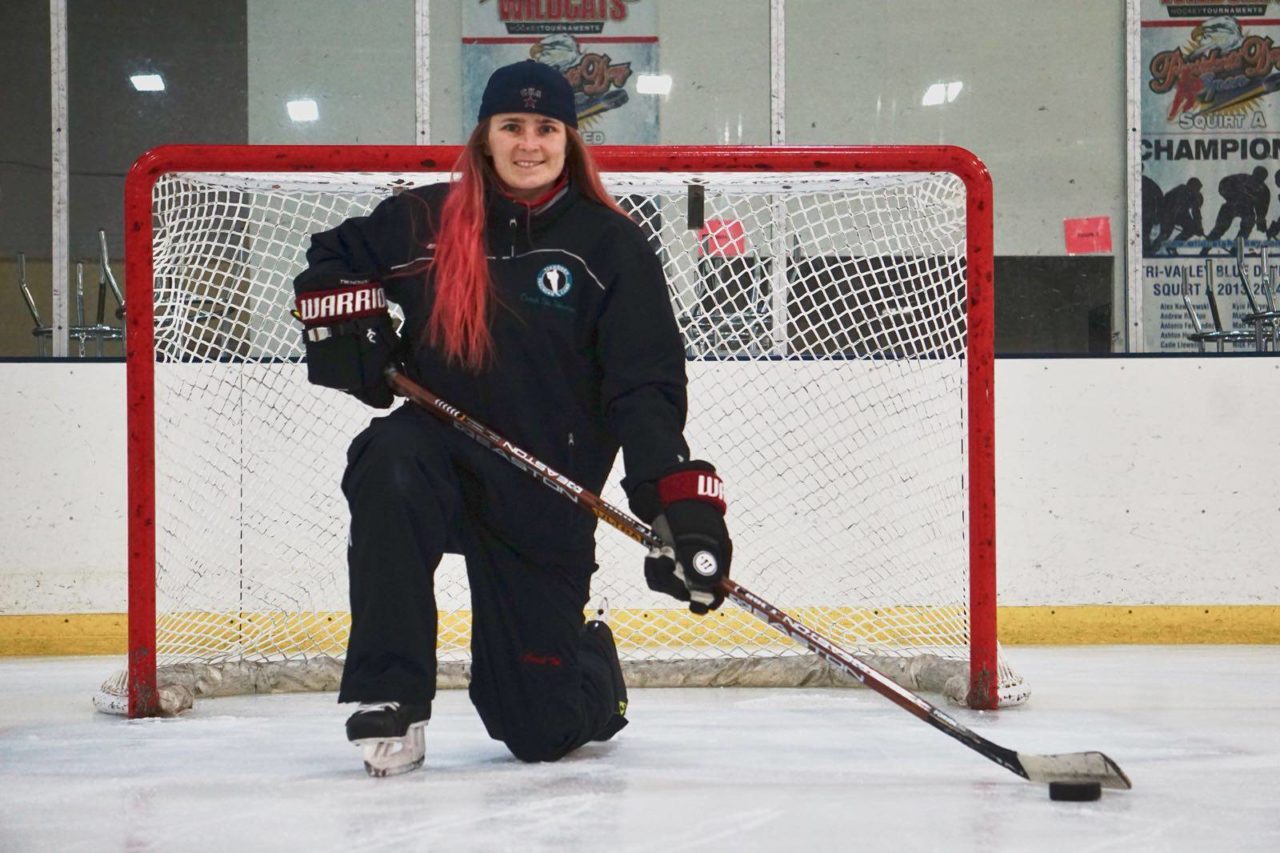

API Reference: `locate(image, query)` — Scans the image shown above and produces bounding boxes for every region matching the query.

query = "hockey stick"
[387,368,1131,791]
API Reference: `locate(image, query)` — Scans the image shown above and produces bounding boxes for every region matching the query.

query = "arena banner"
[1139,1,1280,351]
[462,1,659,144]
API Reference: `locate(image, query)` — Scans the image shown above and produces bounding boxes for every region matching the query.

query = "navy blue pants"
[337,405,620,762]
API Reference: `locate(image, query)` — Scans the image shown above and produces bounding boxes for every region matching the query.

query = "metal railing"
[16,229,124,357]
[1182,237,1277,353]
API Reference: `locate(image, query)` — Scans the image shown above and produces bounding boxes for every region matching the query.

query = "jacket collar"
[495,173,569,210]
[486,174,575,230]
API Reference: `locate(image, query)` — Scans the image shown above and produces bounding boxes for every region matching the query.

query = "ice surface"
[1,647,1278,852]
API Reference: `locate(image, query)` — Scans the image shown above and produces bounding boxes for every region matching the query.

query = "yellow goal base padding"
[1,605,1277,657]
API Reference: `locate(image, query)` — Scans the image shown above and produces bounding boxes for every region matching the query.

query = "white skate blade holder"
[353,720,427,777]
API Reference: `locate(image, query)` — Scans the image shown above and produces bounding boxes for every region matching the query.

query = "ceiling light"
[636,74,673,95]
[922,81,963,107]
[130,74,165,92]
[287,99,319,122]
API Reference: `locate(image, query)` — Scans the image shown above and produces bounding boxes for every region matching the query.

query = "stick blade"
[1017,751,1132,790]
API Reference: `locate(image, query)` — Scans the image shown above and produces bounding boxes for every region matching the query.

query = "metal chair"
[1182,264,1255,352]
[70,257,124,357]
[1237,239,1280,352]
[16,252,52,356]
[16,229,125,357]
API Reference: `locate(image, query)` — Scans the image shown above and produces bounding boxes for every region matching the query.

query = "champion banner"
[1140,0,1280,351]
[463,0,659,144]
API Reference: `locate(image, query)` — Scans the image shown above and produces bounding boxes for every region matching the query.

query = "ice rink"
[1,646,1277,852]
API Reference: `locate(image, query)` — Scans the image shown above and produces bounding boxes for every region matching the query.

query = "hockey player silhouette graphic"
[1201,167,1269,256]
[1142,174,1164,255]
[1265,173,1280,241]
[1150,177,1204,256]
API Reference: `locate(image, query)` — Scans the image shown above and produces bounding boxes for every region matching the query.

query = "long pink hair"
[427,120,628,372]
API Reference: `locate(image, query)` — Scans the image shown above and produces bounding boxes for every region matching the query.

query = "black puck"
[1049,781,1102,802]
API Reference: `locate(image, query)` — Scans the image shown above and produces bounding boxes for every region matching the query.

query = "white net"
[98,157,1026,715]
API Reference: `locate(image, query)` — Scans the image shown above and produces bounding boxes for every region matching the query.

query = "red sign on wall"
[1063,216,1112,255]
[699,219,746,257]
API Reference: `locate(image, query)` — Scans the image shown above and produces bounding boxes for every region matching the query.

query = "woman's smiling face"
[486,113,568,200]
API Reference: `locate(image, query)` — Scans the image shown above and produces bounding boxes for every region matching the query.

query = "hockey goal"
[100,144,1025,717]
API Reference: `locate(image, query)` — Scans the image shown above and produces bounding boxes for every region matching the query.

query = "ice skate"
[345,702,430,777]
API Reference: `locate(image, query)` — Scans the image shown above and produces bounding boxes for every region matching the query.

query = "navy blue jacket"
[297,179,690,558]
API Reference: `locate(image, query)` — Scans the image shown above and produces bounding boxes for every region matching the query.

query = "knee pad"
[503,723,577,763]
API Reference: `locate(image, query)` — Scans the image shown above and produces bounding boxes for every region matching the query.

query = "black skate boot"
[582,619,628,741]
[345,702,430,777]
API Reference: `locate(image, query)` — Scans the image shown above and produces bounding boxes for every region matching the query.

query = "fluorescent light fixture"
[635,74,673,95]
[287,98,319,122]
[922,81,963,106]
[130,74,165,92]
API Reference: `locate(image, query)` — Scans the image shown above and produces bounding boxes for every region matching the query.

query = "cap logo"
[521,86,543,109]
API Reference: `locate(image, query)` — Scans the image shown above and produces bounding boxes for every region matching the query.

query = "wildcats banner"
[1140,0,1280,351]
[462,0,659,144]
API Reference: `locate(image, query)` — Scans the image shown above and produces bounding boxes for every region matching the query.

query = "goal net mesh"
[98,162,1026,714]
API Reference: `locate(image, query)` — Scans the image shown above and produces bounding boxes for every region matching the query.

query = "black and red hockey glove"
[628,461,731,615]
[294,270,399,408]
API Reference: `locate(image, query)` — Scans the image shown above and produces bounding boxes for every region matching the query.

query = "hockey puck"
[1048,782,1102,802]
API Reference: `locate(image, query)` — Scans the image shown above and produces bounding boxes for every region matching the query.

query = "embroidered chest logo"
[521,86,543,109]
[537,264,573,298]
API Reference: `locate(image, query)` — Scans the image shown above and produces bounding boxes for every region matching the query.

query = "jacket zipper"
[508,217,518,258]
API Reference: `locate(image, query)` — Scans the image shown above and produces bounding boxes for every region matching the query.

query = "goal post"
[110,144,1019,718]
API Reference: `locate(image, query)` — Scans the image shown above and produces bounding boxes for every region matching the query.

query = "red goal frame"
[123,144,997,717]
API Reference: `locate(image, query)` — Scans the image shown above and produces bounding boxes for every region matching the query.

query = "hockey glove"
[628,461,731,615]
[294,271,399,408]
